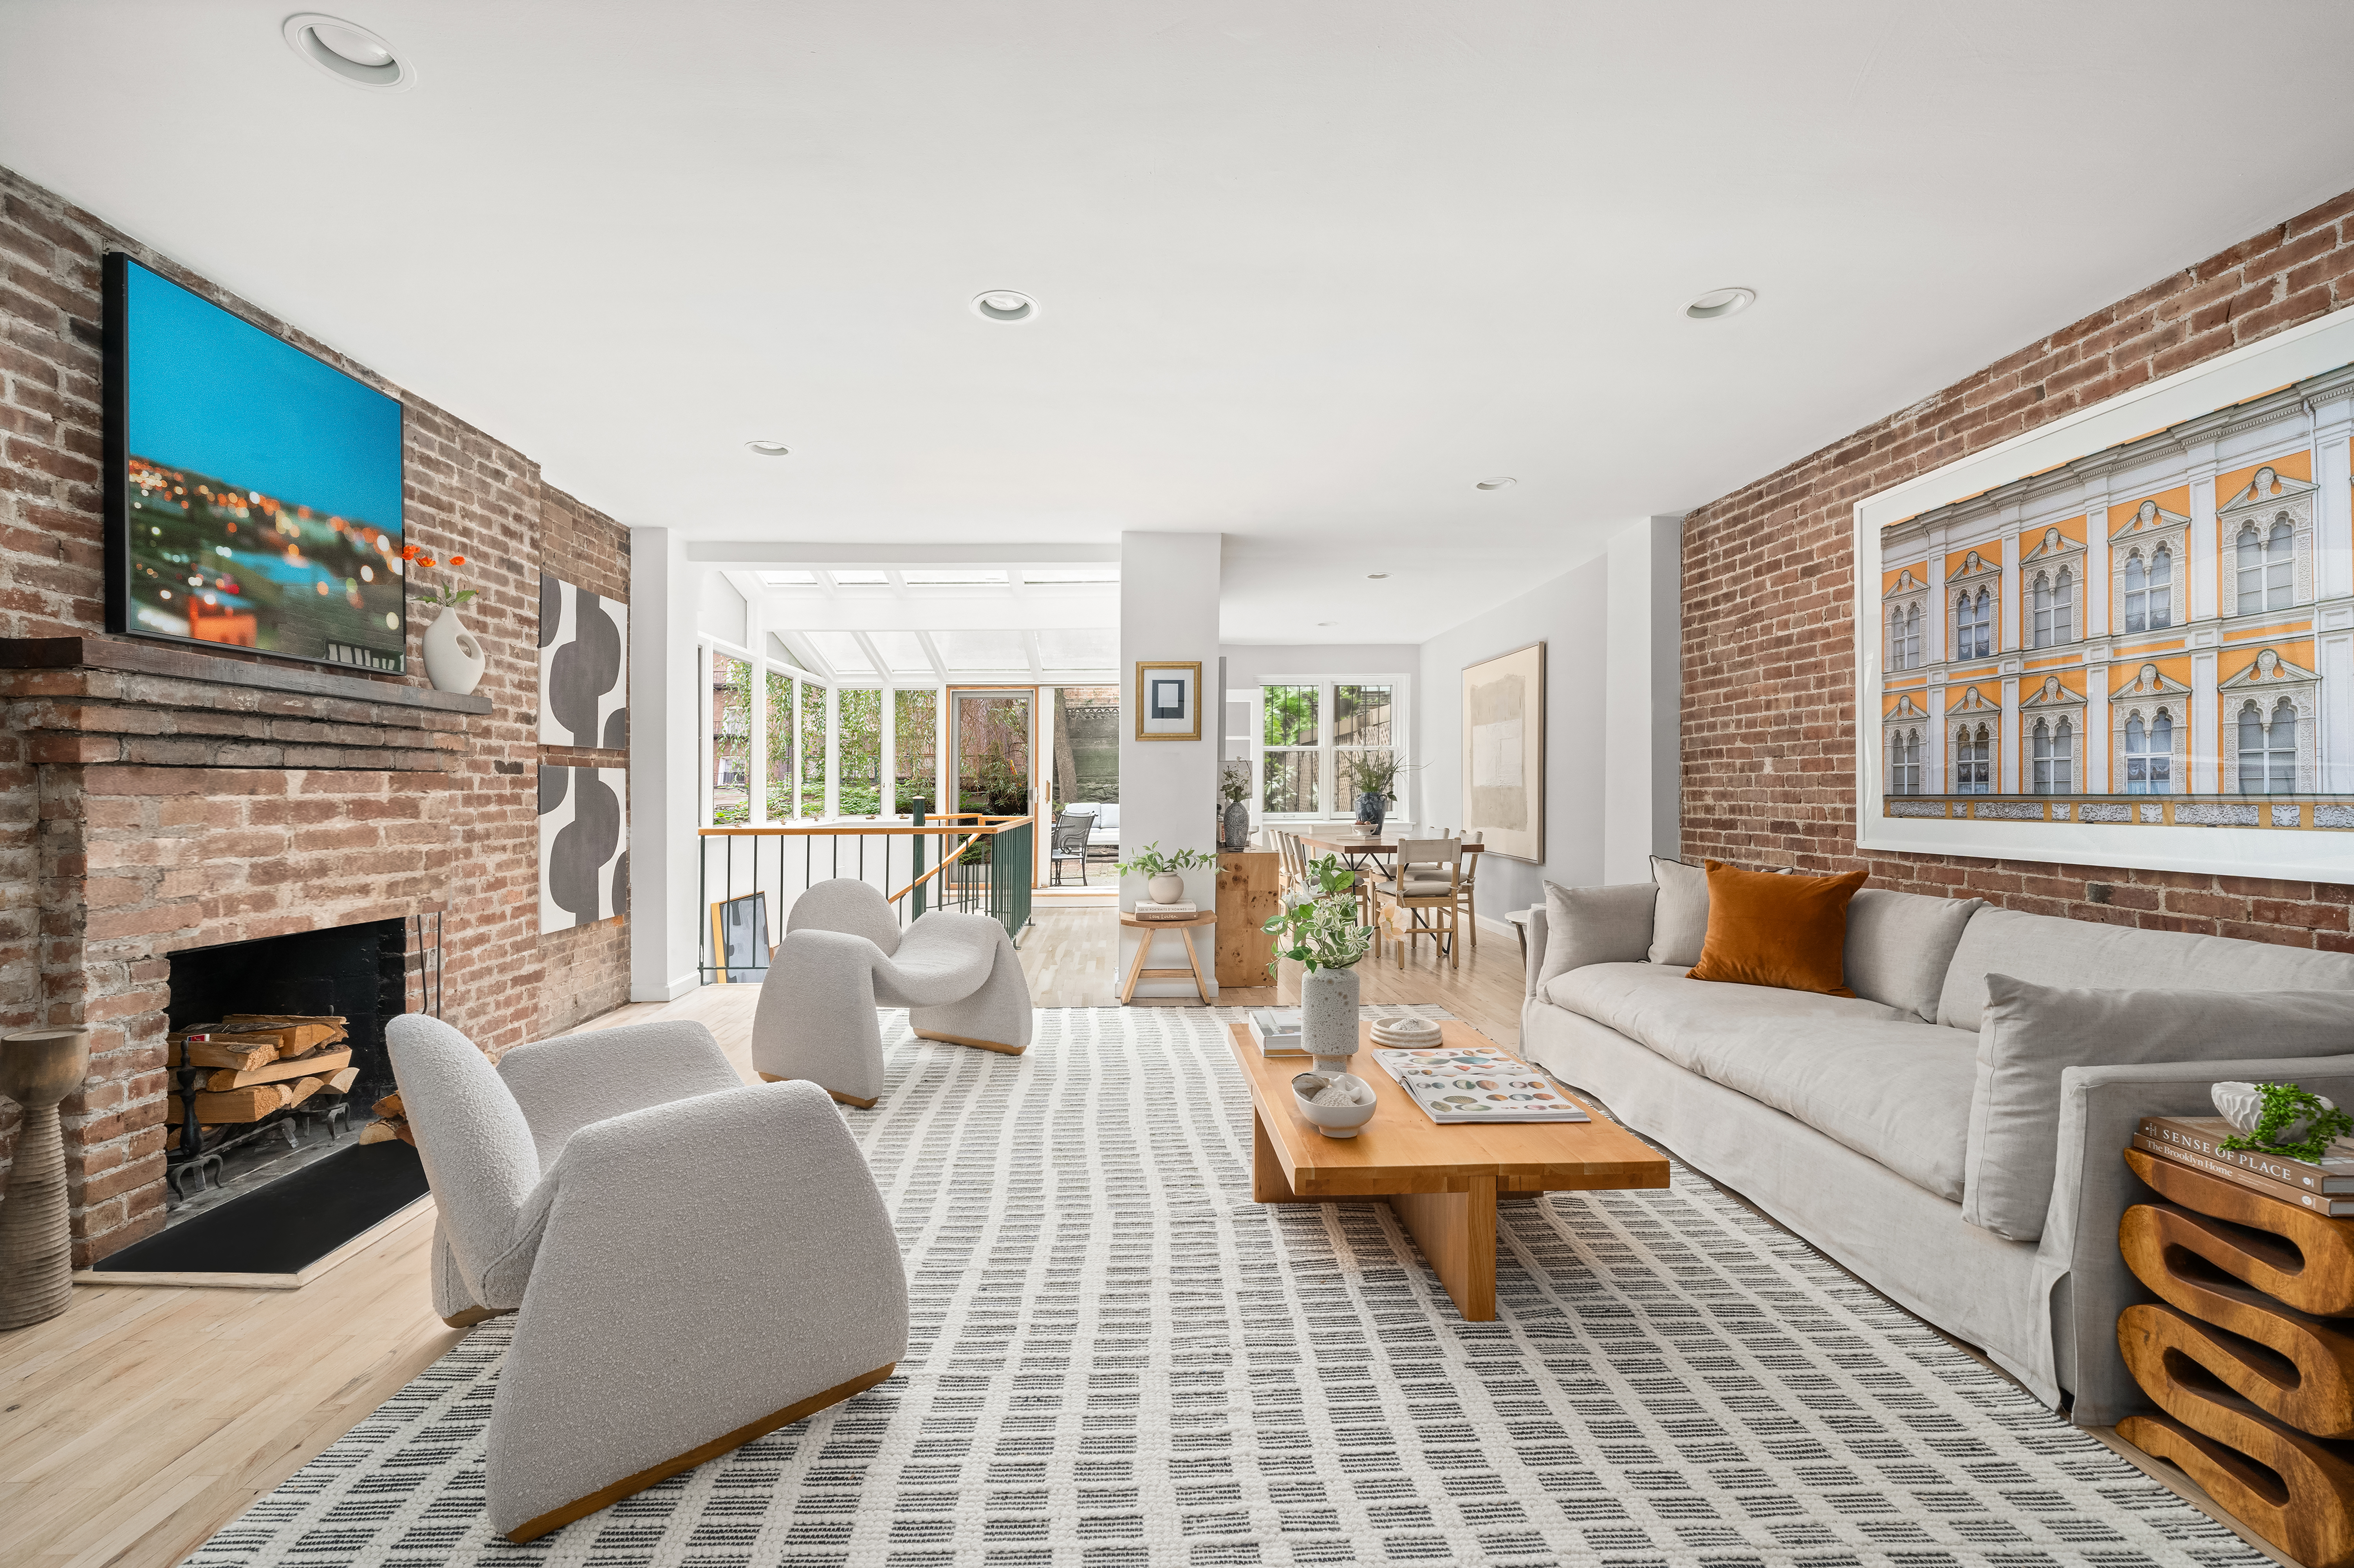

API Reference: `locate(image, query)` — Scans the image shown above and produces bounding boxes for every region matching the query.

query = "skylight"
[805,631,875,674]
[901,569,1008,586]
[1024,567,1119,585]
[1036,628,1117,670]
[758,570,818,586]
[828,570,890,586]
[867,630,936,678]
[939,629,1029,671]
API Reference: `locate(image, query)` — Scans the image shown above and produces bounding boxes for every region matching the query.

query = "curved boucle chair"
[386,1013,906,1543]
[752,878,1033,1106]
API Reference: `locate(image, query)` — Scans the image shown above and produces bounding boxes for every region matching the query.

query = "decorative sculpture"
[0,1027,92,1330]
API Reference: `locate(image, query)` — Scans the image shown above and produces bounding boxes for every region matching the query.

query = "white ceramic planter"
[1148,873,1185,905]
[422,606,486,696]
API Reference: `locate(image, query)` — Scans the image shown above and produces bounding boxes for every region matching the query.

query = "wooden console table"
[1213,850,1279,986]
[2117,1146,2354,1568]
[1118,911,1217,1004]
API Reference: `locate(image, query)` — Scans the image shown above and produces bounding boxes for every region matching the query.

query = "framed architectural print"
[539,572,628,750]
[1135,660,1202,741]
[1856,303,2354,882]
[538,765,628,931]
[1462,641,1544,861]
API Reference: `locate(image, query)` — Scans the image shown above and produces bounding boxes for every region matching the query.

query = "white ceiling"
[737,565,1117,684]
[7,2,2354,642]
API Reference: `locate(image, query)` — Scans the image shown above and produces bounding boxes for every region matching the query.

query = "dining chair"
[1453,829,1483,949]
[1376,838,1463,969]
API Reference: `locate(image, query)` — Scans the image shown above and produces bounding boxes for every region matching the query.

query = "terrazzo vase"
[0,1028,91,1330]
[1302,964,1362,1076]
[422,606,486,695]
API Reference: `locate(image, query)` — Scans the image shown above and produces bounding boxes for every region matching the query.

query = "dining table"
[1292,826,1488,875]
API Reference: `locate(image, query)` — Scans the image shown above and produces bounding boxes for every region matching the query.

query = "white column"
[1928,681,1948,793]
[1602,515,1683,882]
[2081,494,2110,639]
[1999,532,2021,654]
[2323,633,2354,793]
[628,527,705,1001]
[2191,650,2219,795]
[2187,447,2221,623]
[743,588,767,823]
[824,682,840,819]
[2000,677,2020,794]
[2085,663,2110,794]
[2313,395,2354,601]
[1118,532,1222,999]
[1924,535,1948,665]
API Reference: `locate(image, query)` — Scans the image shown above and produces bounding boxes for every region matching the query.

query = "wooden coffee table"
[1228,1018,1668,1321]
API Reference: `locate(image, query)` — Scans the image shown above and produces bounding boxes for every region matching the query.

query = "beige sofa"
[1520,883,2354,1424]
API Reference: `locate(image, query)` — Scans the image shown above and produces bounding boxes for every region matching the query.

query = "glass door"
[950,689,1035,818]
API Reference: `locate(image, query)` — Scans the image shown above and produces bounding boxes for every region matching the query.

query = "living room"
[9,5,2354,1567]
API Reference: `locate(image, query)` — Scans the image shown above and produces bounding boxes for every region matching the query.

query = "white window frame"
[702,635,960,826]
[1251,675,1414,824]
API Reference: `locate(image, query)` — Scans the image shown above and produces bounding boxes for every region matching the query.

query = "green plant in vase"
[1264,853,1375,1076]
[1117,842,1215,905]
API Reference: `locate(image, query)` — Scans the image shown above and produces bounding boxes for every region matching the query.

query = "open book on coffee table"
[1370,1043,1589,1124]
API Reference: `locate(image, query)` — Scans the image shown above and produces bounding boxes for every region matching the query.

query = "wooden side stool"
[2116,1145,2354,1568]
[1118,911,1217,1005]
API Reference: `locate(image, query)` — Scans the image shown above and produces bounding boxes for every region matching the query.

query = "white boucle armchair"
[752,877,1032,1106]
[386,1014,908,1543]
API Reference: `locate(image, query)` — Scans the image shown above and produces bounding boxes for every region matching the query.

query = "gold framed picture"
[1462,640,1544,861]
[1135,660,1202,741]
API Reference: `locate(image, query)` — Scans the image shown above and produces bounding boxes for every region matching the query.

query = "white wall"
[629,527,704,1000]
[1416,514,1681,924]
[1119,532,1223,998]
[698,571,747,645]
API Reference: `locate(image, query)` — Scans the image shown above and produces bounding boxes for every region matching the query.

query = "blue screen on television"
[111,256,405,670]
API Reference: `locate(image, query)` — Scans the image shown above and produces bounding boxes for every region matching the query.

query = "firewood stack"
[165,1014,356,1128]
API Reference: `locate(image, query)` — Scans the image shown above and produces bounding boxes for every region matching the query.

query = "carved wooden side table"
[2117,1146,2354,1568]
[0,1027,91,1330]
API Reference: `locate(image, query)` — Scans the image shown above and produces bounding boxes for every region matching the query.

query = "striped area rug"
[186,1004,2258,1568]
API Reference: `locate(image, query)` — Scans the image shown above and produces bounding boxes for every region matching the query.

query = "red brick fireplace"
[0,165,634,1265]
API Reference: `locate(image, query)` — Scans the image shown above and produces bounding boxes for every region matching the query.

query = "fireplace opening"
[88,915,440,1282]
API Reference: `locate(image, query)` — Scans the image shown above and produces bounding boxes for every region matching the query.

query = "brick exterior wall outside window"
[0,163,632,1260]
[1683,184,2354,948]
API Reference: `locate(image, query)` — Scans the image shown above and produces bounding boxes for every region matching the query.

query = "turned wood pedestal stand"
[2116,1146,2354,1568]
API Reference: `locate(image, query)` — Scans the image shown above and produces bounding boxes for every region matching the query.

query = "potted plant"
[1340,754,1419,835]
[1117,842,1215,905]
[1262,853,1376,1074]
[403,545,482,695]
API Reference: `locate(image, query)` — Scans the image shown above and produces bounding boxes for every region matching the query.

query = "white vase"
[1148,873,1185,905]
[422,606,486,695]
[1302,964,1361,1075]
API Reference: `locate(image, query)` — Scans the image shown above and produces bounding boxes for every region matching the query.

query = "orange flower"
[401,544,417,559]
[449,554,466,566]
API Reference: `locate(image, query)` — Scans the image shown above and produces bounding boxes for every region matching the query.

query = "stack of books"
[1132,900,1198,920]
[1248,1009,1304,1054]
[2134,1114,2354,1215]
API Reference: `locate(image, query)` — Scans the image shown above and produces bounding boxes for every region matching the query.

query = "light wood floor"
[0,913,2274,1566]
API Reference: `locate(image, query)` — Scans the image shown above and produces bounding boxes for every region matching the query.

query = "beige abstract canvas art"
[1462,641,1544,861]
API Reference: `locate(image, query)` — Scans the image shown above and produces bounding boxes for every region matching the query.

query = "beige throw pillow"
[1961,973,2354,1242]
[1538,882,1658,989]
[1647,856,1710,967]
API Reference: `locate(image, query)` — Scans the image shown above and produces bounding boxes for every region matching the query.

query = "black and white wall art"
[538,572,628,750]
[538,765,627,931]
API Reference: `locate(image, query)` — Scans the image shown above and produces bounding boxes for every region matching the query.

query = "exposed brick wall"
[0,162,631,1260]
[1682,185,2354,948]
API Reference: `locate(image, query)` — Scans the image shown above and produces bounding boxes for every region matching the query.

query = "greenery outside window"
[1262,683,1320,814]
[800,683,827,817]
[711,652,751,825]
[1256,678,1412,820]
[838,688,883,815]
[895,687,938,814]
[765,669,797,820]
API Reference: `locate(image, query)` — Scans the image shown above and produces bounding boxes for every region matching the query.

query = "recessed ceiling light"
[1317,621,1338,627]
[1366,573,1388,579]
[1475,476,1516,491]
[1686,287,1756,320]
[972,291,1037,323]
[746,440,792,456]
[282,14,412,89]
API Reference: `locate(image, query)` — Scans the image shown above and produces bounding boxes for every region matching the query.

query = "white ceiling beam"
[773,628,836,683]
[1024,630,1043,682]
[688,542,1120,567]
[850,631,893,686]
[744,594,1116,632]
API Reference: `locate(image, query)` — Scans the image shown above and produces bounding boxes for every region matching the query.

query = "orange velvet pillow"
[1686,860,1867,996]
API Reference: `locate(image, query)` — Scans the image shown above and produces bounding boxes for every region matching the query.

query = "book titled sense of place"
[1370,1044,1590,1125]
[2134,1114,2354,1215]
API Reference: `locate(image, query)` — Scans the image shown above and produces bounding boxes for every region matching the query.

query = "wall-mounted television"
[103,254,407,672]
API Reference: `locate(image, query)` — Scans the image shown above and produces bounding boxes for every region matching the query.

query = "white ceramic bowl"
[1293,1072,1378,1138]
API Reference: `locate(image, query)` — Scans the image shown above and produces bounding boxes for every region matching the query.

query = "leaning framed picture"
[1462,641,1544,862]
[709,892,770,984]
[1135,660,1202,741]
[1855,302,2354,882]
